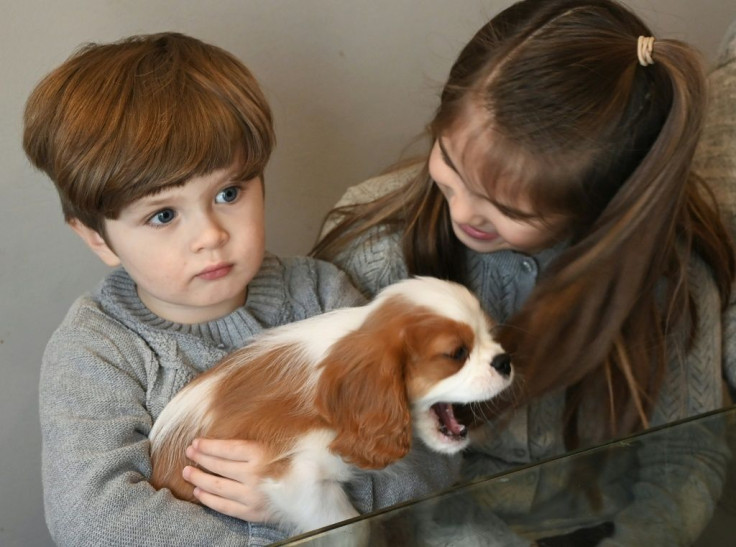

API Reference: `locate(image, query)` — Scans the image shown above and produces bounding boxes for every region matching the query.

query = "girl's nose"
[448,191,481,226]
[190,213,229,252]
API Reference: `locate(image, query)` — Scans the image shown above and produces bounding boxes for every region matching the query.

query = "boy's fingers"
[183,465,239,498]
[191,438,264,461]
[185,447,255,481]
[193,487,271,522]
[183,466,270,521]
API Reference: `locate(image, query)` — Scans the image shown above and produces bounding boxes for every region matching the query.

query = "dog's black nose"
[491,353,511,377]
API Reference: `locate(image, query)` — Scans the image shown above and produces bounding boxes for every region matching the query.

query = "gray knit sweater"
[327,162,732,544]
[39,252,460,546]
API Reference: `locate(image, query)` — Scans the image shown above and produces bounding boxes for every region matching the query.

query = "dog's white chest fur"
[261,430,359,532]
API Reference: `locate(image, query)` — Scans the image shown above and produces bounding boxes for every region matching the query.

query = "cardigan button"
[521,259,536,274]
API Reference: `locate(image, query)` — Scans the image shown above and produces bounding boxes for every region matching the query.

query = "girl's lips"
[197,263,233,280]
[459,224,498,241]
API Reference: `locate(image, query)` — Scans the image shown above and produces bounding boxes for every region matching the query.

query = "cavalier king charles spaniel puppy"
[150,276,513,533]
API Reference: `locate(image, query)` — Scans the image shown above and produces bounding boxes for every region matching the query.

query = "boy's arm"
[40,311,287,546]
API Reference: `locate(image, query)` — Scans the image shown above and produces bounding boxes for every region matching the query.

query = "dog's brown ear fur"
[315,302,413,469]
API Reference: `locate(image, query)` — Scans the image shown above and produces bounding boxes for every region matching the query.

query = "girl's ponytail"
[498,37,734,440]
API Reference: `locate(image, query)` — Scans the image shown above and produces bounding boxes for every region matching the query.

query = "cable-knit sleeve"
[693,18,736,398]
[331,228,409,299]
[598,258,730,545]
[320,165,419,298]
[40,299,286,546]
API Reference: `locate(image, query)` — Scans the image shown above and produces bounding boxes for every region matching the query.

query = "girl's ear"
[68,219,121,267]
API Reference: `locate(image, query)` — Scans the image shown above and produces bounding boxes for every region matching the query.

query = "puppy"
[150,276,513,533]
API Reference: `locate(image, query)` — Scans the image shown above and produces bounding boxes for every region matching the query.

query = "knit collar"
[466,240,566,274]
[98,253,286,349]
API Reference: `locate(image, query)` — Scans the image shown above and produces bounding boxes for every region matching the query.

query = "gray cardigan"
[40,253,460,546]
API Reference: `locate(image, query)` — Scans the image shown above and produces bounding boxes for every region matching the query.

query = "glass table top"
[275,405,736,546]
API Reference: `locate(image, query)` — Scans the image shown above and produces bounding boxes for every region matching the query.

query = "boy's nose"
[191,214,229,252]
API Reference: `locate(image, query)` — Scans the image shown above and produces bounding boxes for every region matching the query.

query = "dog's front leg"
[262,474,359,534]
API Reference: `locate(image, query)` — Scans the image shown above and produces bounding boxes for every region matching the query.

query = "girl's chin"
[457,234,510,254]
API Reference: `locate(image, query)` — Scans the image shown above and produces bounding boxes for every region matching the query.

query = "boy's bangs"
[103,88,271,212]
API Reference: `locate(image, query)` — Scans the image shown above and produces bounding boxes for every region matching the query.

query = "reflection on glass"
[276,406,736,546]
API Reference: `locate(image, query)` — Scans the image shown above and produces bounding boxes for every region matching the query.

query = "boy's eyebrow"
[124,189,183,215]
[133,193,175,209]
[438,138,461,176]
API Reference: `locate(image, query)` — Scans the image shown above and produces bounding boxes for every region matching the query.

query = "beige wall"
[1,1,734,544]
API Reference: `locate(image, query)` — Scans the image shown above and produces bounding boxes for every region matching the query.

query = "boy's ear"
[68,219,121,267]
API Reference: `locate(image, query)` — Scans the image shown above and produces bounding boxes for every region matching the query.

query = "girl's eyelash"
[493,202,538,221]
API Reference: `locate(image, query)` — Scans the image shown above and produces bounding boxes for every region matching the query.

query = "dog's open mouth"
[430,402,467,440]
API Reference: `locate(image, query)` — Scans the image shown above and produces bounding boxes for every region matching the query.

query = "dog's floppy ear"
[315,306,412,469]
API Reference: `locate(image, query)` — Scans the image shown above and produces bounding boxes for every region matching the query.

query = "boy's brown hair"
[23,32,274,237]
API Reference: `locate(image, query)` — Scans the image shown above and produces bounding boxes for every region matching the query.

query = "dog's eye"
[446,345,469,362]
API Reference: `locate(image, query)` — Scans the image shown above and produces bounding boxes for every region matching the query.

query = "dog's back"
[149,340,324,500]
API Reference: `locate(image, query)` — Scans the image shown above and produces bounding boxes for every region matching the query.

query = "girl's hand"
[183,438,274,523]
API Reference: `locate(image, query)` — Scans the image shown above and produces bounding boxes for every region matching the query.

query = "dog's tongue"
[434,402,466,436]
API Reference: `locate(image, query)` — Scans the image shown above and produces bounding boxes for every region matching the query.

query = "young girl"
[314,0,735,542]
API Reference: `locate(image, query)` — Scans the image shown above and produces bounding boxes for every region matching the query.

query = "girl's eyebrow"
[493,200,538,220]
[438,138,461,176]
[438,136,535,220]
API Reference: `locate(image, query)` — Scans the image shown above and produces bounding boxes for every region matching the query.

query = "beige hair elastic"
[637,36,655,66]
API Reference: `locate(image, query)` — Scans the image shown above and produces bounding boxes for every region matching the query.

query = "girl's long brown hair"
[313,0,735,445]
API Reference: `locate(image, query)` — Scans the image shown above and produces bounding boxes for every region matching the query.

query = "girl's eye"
[215,186,240,204]
[148,208,176,226]
[493,201,540,222]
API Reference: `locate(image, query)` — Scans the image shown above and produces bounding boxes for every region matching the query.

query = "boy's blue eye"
[149,208,176,226]
[215,186,240,204]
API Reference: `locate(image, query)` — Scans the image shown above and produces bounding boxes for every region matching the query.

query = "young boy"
[23,33,458,546]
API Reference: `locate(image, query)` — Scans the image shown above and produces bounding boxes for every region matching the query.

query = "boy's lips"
[197,263,233,280]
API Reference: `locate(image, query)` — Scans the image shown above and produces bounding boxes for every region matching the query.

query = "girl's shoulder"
[333,226,408,299]
[333,162,423,209]
[262,253,367,315]
[319,163,422,297]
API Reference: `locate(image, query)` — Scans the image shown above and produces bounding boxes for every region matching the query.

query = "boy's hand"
[183,438,274,523]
